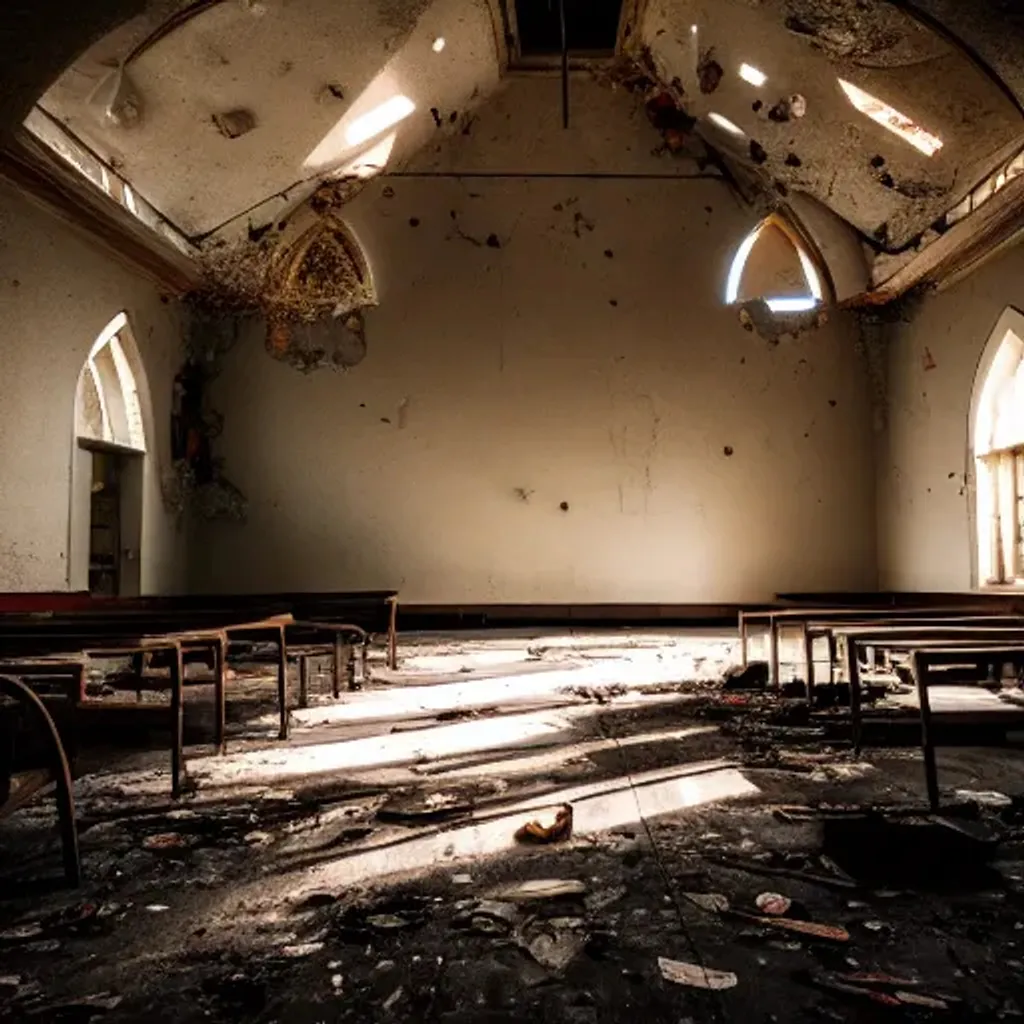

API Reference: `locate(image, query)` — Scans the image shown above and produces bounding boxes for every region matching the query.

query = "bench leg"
[846,639,863,755]
[388,598,398,671]
[277,626,289,741]
[132,650,146,703]
[361,639,369,685]
[332,635,343,699]
[769,616,780,688]
[911,652,940,812]
[739,613,748,668]
[827,634,837,685]
[0,675,82,886]
[214,637,227,756]
[802,626,815,706]
[170,646,184,799]
[298,654,310,710]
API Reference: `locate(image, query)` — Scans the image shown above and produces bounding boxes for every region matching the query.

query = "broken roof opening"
[512,0,624,59]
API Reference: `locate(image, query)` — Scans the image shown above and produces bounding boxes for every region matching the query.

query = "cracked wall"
[191,74,877,603]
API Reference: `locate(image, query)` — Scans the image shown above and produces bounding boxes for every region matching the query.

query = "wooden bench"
[0,674,80,885]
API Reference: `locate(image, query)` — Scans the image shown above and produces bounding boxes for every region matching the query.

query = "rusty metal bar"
[0,674,81,885]
[387,597,398,671]
[277,625,289,741]
[298,654,310,710]
[213,634,226,755]
[768,614,780,688]
[332,634,343,699]
[846,638,863,755]
[170,643,184,798]
[911,651,940,811]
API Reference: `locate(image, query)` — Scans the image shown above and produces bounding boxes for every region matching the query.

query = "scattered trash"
[142,832,193,851]
[684,892,730,913]
[281,941,325,957]
[659,957,738,990]
[0,923,43,943]
[145,905,170,913]
[755,893,792,916]
[514,804,574,844]
[0,975,21,988]
[954,789,1013,809]
[585,885,627,912]
[366,915,412,930]
[451,874,473,885]
[383,986,404,1012]
[864,921,886,932]
[331,973,343,992]
[520,920,589,971]
[491,879,586,902]
[244,830,274,846]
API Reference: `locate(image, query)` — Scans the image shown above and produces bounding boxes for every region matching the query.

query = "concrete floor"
[2,629,1024,1021]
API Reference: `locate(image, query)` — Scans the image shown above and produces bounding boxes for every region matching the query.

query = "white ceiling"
[644,0,1024,249]
[39,0,499,237]
[29,0,1024,255]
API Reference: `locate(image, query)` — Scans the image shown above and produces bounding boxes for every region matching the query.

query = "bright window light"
[838,79,943,157]
[691,24,698,34]
[707,112,746,137]
[432,36,446,53]
[796,244,824,301]
[345,94,416,148]
[725,225,762,303]
[766,296,819,313]
[738,63,767,87]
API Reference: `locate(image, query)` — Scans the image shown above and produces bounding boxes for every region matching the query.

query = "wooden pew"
[0,674,80,885]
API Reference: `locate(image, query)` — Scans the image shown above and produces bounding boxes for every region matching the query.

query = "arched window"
[972,308,1024,586]
[69,312,149,597]
[725,215,826,314]
[75,312,146,451]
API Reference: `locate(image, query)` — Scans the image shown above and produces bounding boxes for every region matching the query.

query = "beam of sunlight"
[345,94,416,147]
[838,79,943,157]
[335,131,397,180]
[423,725,718,780]
[289,765,759,897]
[706,112,746,138]
[287,650,709,728]
[303,88,413,173]
[188,709,579,788]
[738,63,767,87]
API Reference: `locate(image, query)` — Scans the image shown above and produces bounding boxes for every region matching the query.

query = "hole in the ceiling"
[432,37,446,53]
[513,0,624,57]
[738,63,767,88]
[838,79,943,157]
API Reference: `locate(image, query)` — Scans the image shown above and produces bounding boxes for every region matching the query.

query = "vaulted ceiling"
[5,0,1024,279]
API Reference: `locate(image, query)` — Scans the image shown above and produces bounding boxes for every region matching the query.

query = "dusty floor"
[2,629,1024,1022]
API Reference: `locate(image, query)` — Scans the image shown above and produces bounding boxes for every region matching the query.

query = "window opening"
[973,312,1024,586]
[725,215,826,314]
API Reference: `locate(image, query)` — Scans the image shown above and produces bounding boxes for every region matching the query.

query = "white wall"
[876,244,1024,593]
[878,243,1024,592]
[0,180,187,593]
[193,74,877,604]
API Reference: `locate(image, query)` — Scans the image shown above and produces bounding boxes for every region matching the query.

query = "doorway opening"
[69,313,148,596]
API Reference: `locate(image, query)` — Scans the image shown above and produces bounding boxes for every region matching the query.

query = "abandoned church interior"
[5,0,1024,1019]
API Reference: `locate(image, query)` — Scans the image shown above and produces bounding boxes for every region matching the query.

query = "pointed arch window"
[972,310,1024,586]
[725,215,827,314]
[75,312,146,451]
